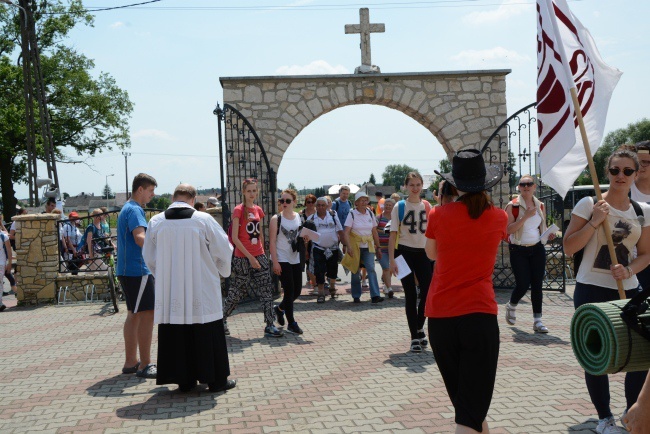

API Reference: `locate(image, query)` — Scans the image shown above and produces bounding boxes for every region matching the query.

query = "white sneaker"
[596,416,623,434]
[505,302,516,325]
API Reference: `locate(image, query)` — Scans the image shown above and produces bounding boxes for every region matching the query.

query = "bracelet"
[588,221,597,229]
[626,266,634,279]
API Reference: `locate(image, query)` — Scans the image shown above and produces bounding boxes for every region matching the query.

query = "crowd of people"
[3,141,650,433]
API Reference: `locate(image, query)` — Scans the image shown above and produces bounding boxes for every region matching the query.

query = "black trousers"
[509,242,546,315]
[278,262,302,324]
[574,282,648,419]
[396,247,432,339]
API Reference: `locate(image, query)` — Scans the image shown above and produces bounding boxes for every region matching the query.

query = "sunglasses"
[608,167,636,176]
[278,199,292,204]
[519,182,534,188]
[305,201,314,204]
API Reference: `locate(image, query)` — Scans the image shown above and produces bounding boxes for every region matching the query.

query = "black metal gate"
[481,102,568,292]
[214,103,277,298]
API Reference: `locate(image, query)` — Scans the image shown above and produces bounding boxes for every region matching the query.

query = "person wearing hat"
[206,197,219,209]
[424,148,507,434]
[342,192,384,303]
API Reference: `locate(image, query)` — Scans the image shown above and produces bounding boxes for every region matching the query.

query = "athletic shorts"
[312,247,338,284]
[428,313,499,432]
[118,274,155,313]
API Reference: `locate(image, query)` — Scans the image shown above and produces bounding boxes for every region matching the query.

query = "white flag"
[537,0,622,198]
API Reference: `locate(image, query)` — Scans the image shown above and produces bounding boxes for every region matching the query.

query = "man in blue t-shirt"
[117,173,157,379]
[331,185,352,232]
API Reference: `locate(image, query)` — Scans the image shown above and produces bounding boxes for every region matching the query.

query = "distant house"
[63,192,99,213]
[327,183,360,198]
[357,183,396,203]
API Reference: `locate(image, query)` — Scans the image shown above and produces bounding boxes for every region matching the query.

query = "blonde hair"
[281,188,297,202]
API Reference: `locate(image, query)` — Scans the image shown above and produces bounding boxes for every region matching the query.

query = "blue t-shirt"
[116,200,150,276]
[332,199,351,229]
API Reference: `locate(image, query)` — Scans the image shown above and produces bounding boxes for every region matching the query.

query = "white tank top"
[276,213,301,264]
[519,213,542,244]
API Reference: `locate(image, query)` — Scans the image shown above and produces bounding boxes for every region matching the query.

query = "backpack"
[573,197,643,274]
[395,199,432,248]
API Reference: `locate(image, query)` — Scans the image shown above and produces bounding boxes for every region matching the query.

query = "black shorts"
[312,247,338,284]
[118,274,155,313]
[428,313,499,432]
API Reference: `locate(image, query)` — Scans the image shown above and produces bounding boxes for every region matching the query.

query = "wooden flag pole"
[570,87,626,300]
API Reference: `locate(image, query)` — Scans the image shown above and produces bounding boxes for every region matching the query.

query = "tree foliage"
[287,182,296,191]
[429,159,451,192]
[313,187,326,198]
[382,164,417,190]
[148,195,171,210]
[0,1,133,222]
[368,173,376,184]
[575,118,650,185]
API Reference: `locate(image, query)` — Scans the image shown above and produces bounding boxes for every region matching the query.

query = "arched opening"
[277,104,448,198]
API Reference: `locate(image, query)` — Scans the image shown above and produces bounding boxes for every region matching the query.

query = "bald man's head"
[173,184,197,202]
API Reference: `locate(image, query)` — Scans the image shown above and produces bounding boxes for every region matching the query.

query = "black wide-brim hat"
[434,148,503,193]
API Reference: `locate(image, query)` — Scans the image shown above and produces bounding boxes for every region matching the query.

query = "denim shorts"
[378,250,390,270]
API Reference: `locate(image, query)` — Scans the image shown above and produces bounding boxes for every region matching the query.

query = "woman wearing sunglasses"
[564,147,650,434]
[504,175,554,333]
[223,178,283,338]
[269,189,305,335]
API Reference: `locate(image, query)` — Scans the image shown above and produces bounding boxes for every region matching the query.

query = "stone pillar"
[12,214,59,304]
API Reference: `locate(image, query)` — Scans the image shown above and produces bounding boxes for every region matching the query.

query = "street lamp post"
[105,174,114,208]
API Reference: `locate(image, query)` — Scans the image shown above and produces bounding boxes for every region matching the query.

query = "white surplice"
[143,202,233,325]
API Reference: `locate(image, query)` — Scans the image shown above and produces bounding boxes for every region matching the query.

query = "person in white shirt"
[307,197,346,303]
[143,183,236,393]
[0,232,12,311]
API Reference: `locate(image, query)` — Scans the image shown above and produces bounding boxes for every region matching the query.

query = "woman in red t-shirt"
[222,178,283,338]
[424,149,507,434]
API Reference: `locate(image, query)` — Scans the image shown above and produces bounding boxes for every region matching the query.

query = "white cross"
[345,8,385,69]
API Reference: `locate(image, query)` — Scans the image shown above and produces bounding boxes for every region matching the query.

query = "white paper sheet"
[299,227,320,242]
[541,224,559,244]
[394,255,412,280]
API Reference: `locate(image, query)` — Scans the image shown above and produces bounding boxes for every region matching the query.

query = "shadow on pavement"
[567,418,598,432]
[383,351,436,374]
[509,327,571,346]
[86,373,150,397]
[226,334,315,354]
[115,387,218,420]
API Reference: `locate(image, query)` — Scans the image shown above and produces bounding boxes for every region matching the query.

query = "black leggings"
[574,282,648,418]
[509,243,546,315]
[396,248,432,339]
[4,269,15,287]
[278,262,302,324]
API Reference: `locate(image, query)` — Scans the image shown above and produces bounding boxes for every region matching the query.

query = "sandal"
[317,295,326,304]
[533,320,549,334]
[410,339,423,353]
[121,361,140,374]
[136,363,157,379]
[505,302,516,325]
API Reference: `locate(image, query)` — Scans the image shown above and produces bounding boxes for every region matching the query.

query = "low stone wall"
[55,273,111,303]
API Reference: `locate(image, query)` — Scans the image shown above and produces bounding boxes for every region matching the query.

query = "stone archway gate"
[216,70,511,265]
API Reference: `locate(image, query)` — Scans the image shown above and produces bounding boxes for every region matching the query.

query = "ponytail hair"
[456,191,493,219]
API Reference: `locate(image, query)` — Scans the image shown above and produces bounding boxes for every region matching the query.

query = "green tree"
[314,187,326,197]
[368,173,376,184]
[287,182,296,190]
[102,184,114,200]
[148,195,171,210]
[575,118,650,185]
[382,164,417,190]
[0,1,133,222]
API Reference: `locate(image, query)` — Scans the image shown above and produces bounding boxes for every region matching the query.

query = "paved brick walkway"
[0,270,628,433]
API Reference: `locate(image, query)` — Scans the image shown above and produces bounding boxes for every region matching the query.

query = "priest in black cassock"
[143,183,236,393]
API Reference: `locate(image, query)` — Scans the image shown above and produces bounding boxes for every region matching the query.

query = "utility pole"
[122,152,131,199]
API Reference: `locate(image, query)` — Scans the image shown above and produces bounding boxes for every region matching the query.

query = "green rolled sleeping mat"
[571,299,650,375]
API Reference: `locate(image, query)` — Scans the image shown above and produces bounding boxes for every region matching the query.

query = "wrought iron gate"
[214,103,277,299]
[481,102,568,292]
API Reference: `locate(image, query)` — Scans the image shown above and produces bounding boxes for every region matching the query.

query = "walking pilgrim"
[143,184,236,393]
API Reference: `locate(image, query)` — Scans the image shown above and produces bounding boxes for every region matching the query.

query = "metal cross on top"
[345,8,385,74]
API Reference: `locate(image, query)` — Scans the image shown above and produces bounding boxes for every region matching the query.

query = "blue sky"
[11,0,650,198]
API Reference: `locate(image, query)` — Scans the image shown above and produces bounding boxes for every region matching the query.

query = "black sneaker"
[274,305,285,326]
[353,297,361,303]
[265,325,284,337]
[371,296,385,304]
[209,379,237,393]
[0,304,5,312]
[3,290,15,296]
[287,322,303,335]
[336,277,341,282]
[223,320,230,336]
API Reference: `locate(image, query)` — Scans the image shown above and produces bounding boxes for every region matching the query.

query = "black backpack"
[573,196,643,273]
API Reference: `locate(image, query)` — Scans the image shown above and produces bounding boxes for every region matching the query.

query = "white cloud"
[462,0,531,25]
[110,21,125,29]
[451,46,530,68]
[131,129,175,141]
[372,143,406,151]
[275,60,349,75]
